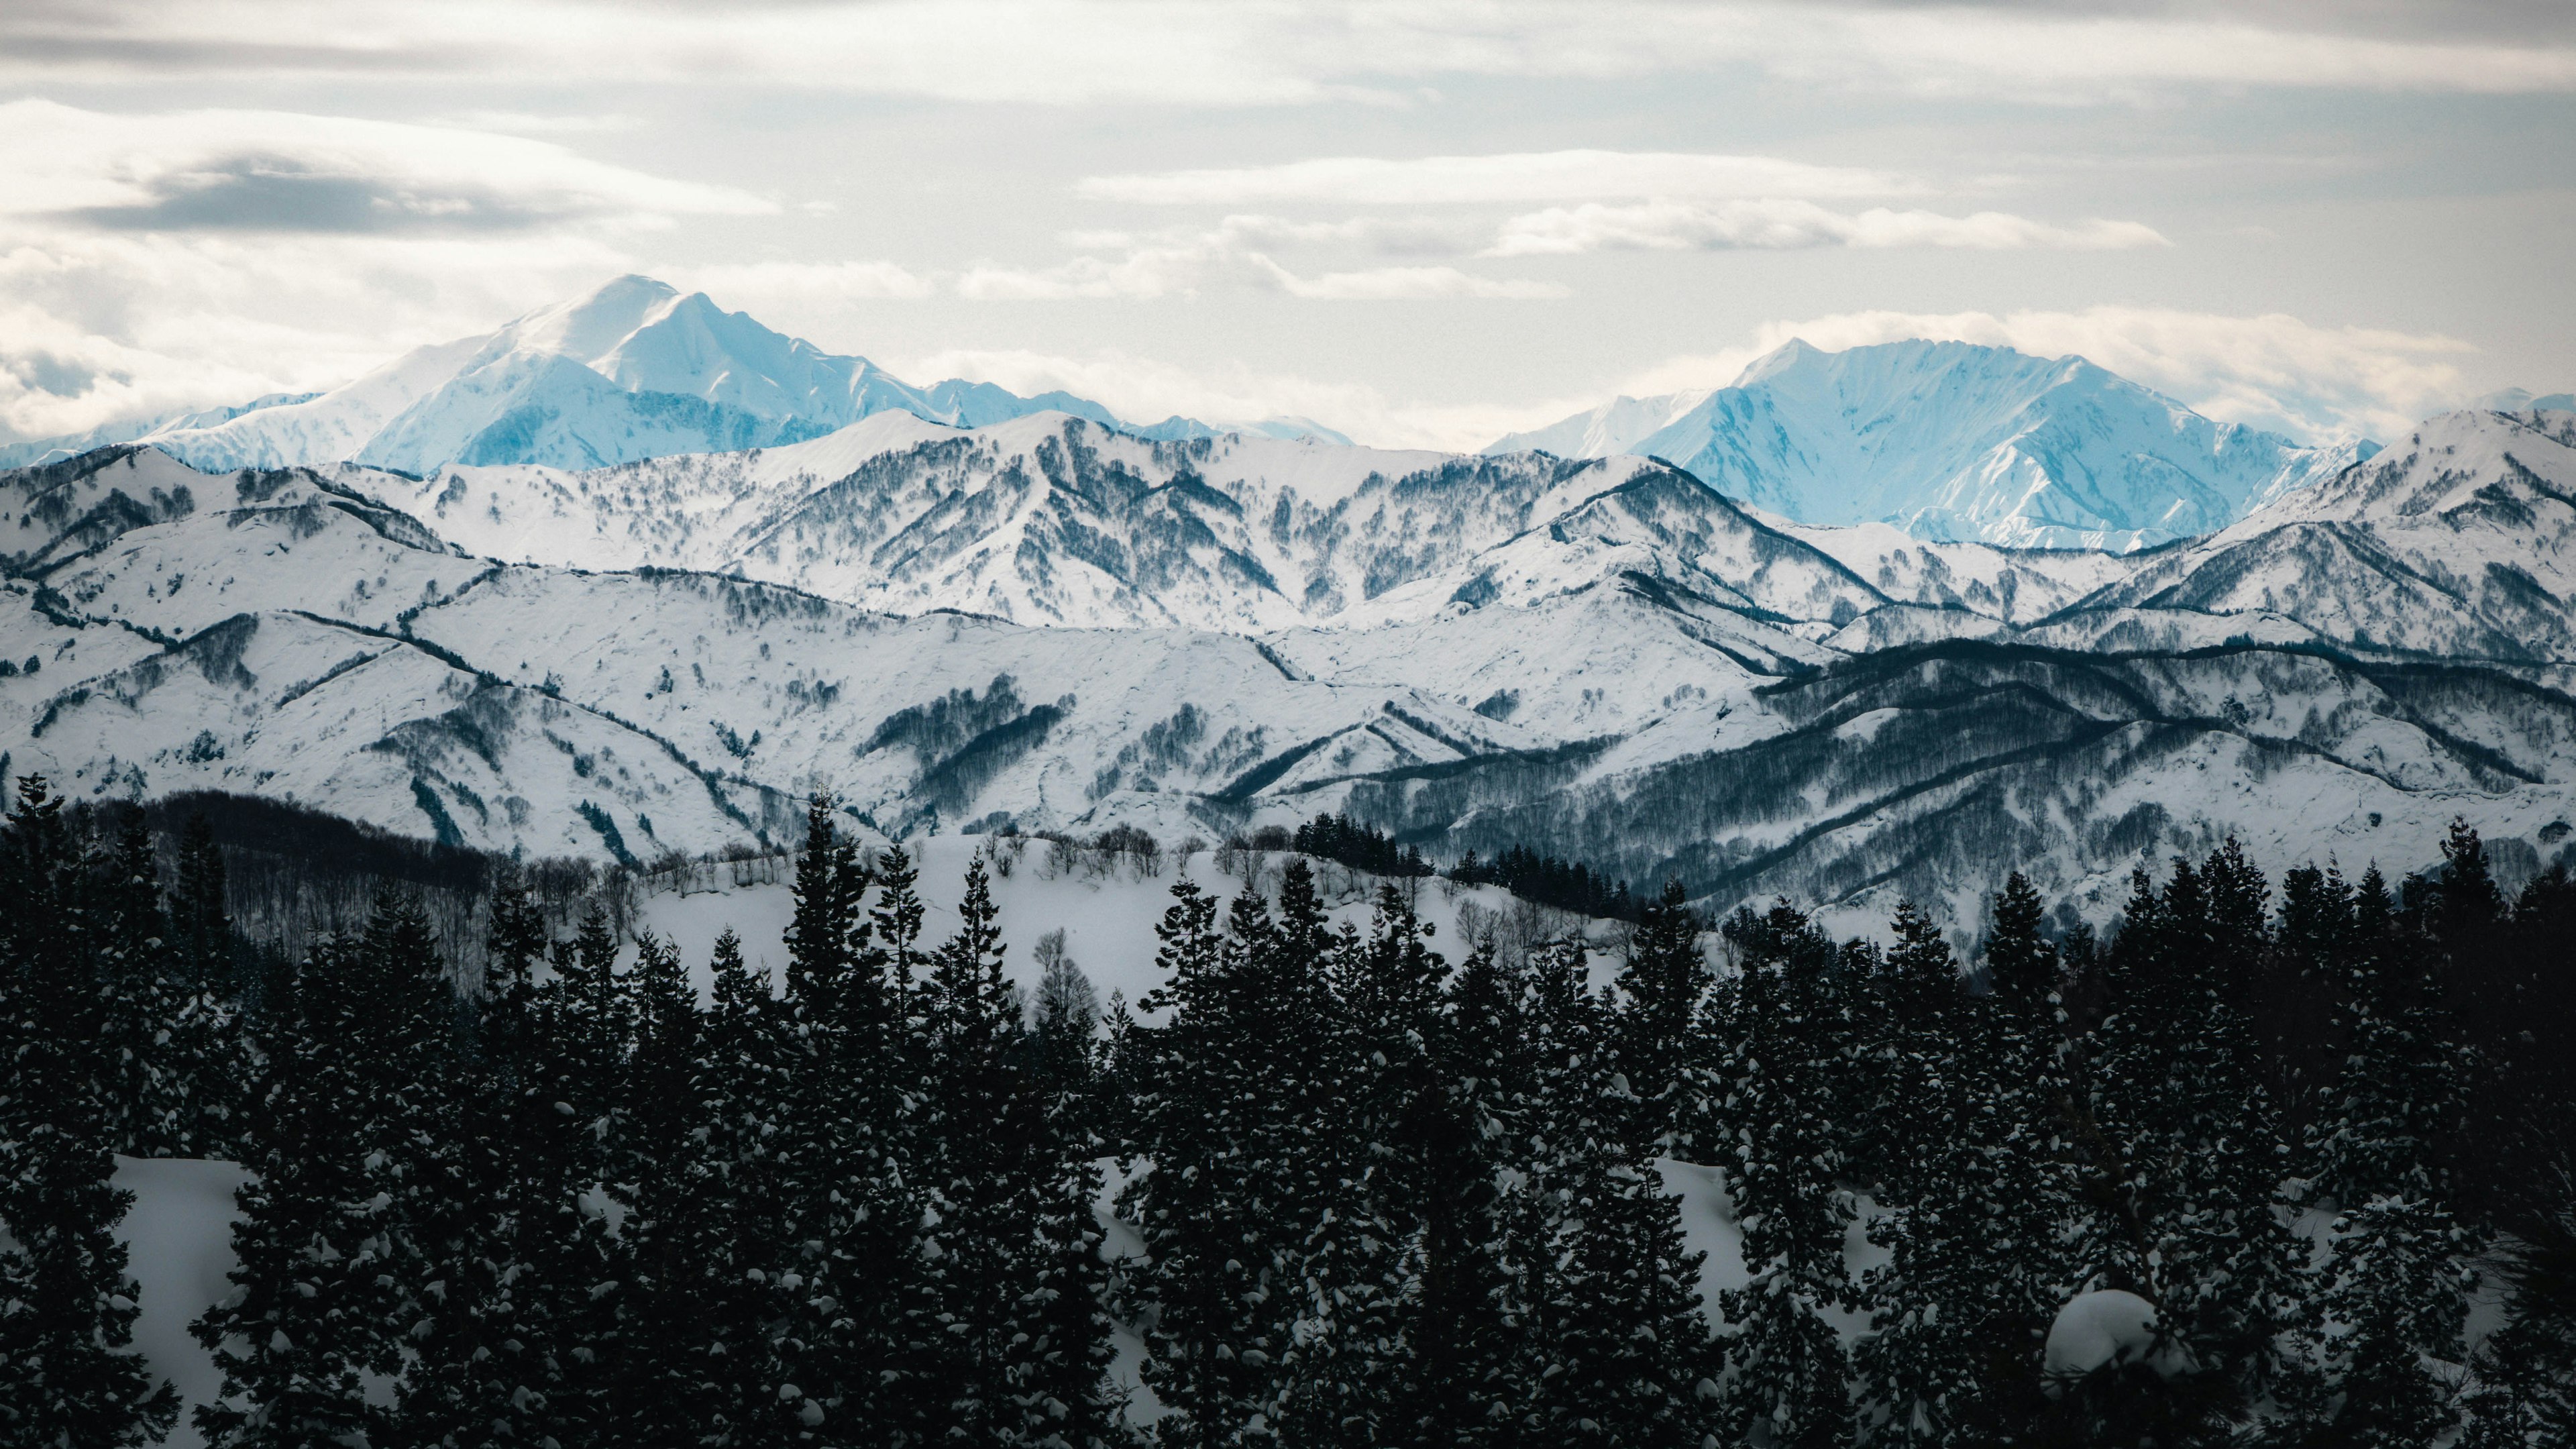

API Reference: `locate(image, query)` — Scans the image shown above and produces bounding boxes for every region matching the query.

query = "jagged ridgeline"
[5,780,2573,1446]
[9,409,2576,939]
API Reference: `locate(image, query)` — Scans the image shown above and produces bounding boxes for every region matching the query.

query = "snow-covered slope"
[9,409,2573,932]
[85,276,1294,475]
[2052,409,2576,662]
[1491,339,2370,551]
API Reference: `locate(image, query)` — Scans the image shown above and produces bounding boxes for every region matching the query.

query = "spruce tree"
[192,932,396,1449]
[0,776,178,1449]
[1123,871,1334,1444]
[1615,879,1709,1149]
[2296,851,2477,1446]
[1711,902,1853,1449]
[694,926,809,1446]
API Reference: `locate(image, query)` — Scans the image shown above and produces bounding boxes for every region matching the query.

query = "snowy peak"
[79,276,1195,476]
[1493,338,2365,551]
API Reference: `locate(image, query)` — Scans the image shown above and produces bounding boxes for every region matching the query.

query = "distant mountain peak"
[20,275,1309,476]
[1489,336,2363,551]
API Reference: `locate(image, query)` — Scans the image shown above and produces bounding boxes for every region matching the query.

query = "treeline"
[1262,811,1642,920]
[5,773,2575,1447]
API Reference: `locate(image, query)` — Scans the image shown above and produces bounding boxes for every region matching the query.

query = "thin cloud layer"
[1486,200,2169,255]
[7,2,2571,103]
[1079,151,1913,205]
[957,217,1564,301]
[0,101,773,233]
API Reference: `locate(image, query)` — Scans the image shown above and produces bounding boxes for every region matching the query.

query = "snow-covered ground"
[627,837,1630,1014]
[114,1155,252,1449]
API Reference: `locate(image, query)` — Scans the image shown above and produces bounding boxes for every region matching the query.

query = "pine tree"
[2074,848,2306,1432]
[1614,879,1708,1150]
[192,932,397,1449]
[0,776,179,1449]
[1123,871,1334,1444]
[2294,847,2477,1446]
[1711,901,1853,1449]
[694,926,809,1447]
[1856,896,2076,1445]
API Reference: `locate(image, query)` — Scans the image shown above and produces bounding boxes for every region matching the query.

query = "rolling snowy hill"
[8,406,2574,930]
[1489,338,2372,550]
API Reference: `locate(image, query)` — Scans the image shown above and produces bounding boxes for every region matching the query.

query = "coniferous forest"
[5,775,2575,1448]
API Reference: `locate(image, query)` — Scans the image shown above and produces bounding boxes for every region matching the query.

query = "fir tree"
[193,932,398,1449]
[694,927,810,1447]
[1711,902,1853,1449]
[1614,879,1708,1150]
[2296,851,2477,1446]
[2074,848,2305,1432]
[0,777,178,1449]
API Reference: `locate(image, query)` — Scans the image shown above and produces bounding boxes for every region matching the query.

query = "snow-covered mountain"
[1489,338,2371,551]
[15,276,1332,476]
[8,407,2573,930]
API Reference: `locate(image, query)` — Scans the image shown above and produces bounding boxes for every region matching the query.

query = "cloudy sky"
[1,0,2569,449]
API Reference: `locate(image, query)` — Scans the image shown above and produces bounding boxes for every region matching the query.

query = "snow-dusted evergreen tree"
[1274,883,1451,1446]
[1615,879,1710,1148]
[1711,901,1853,1449]
[396,875,566,1449]
[1483,933,1719,1448]
[2279,839,2477,1446]
[691,926,810,1446]
[607,930,725,1442]
[1855,894,2076,1445]
[0,776,178,1449]
[2074,847,2306,1430]
[1415,939,1523,1444]
[1122,867,1338,1443]
[192,923,411,1449]
[910,857,1118,1446]
[771,792,912,1439]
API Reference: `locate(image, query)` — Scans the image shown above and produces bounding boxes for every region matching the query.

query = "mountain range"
[0,276,1347,476]
[10,274,2522,557]
[7,396,2574,932]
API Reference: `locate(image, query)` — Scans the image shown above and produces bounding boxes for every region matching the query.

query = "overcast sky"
[1,0,2569,449]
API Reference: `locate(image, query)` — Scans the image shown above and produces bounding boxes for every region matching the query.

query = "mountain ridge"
[1491,337,2375,551]
[8,408,2573,932]
[1,276,1338,476]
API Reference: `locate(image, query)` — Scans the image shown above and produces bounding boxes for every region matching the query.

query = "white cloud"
[957,216,1563,300]
[1485,199,2169,255]
[670,260,940,306]
[0,100,773,233]
[895,344,1574,451]
[9,3,2569,104]
[1617,307,2479,443]
[0,227,633,443]
[1079,150,1911,205]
